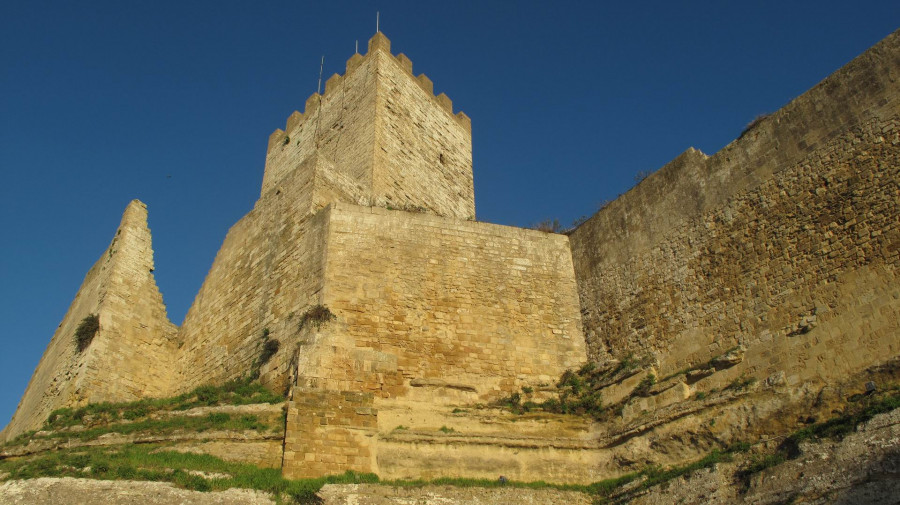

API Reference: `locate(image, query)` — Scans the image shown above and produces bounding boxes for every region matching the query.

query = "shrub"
[193,385,223,406]
[259,339,280,365]
[298,305,336,331]
[75,314,100,352]
[532,219,564,233]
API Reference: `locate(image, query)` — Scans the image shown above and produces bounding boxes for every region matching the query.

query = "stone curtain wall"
[175,200,330,394]
[309,203,585,400]
[5,201,177,440]
[569,30,900,381]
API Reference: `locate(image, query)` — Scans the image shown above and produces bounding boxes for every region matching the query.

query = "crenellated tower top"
[261,32,475,220]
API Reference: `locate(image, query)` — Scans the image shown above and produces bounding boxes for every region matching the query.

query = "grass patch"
[632,373,656,397]
[658,346,743,383]
[3,377,284,448]
[0,444,376,503]
[384,203,428,214]
[640,450,730,489]
[724,375,756,392]
[14,412,273,445]
[0,443,758,503]
[740,113,771,138]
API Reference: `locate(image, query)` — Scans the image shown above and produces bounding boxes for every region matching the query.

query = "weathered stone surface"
[318,483,593,505]
[570,29,900,411]
[0,477,275,505]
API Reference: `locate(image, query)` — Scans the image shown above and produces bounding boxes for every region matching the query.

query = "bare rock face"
[0,477,275,505]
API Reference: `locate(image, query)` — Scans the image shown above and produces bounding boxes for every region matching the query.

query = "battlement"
[261,31,475,220]
[266,32,470,155]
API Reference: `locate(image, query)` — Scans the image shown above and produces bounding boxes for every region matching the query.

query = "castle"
[3,29,899,486]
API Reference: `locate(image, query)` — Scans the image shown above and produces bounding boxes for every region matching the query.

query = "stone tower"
[261,32,474,219]
[168,32,587,476]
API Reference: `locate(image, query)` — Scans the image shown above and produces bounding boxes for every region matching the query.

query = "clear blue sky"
[1,1,897,427]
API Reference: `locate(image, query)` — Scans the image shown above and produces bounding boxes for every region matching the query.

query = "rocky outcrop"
[0,478,275,505]
[624,408,900,505]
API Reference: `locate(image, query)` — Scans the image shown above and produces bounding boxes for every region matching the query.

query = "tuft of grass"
[531,219,564,234]
[724,375,757,392]
[260,339,280,363]
[632,373,657,397]
[740,113,770,138]
[384,203,428,214]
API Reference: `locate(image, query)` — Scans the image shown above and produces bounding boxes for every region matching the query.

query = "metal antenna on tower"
[355,40,359,54]
[376,11,380,32]
[316,55,325,95]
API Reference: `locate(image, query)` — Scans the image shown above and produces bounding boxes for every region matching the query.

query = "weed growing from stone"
[384,203,428,214]
[492,357,652,419]
[632,373,656,397]
[74,314,100,352]
[724,375,757,392]
[297,305,336,331]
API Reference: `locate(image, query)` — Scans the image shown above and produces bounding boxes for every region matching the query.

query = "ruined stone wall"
[569,30,900,384]
[4,201,177,440]
[306,203,585,400]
